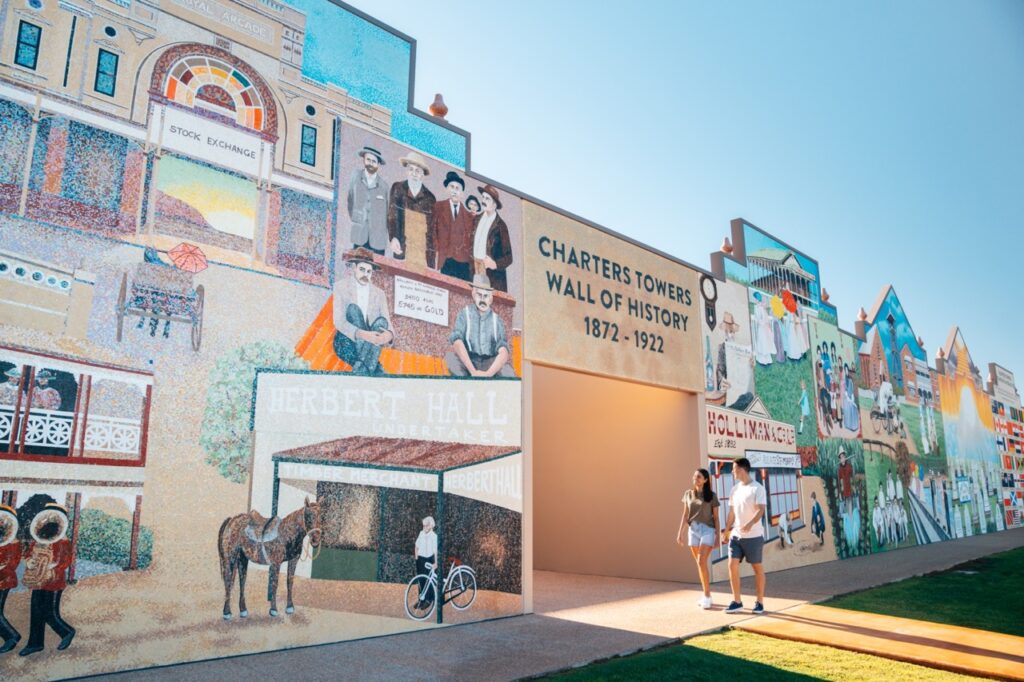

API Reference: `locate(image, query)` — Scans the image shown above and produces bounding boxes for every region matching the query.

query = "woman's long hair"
[697,468,713,503]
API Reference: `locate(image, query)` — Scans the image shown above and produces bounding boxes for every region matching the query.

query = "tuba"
[22,543,55,589]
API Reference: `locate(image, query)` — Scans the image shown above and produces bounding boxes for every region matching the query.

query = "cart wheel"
[115,272,127,342]
[191,284,204,352]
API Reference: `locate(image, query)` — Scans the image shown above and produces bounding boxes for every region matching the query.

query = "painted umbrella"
[168,242,208,273]
[782,289,798,313]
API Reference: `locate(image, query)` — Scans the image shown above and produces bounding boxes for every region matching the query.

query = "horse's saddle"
[244,511,281,564]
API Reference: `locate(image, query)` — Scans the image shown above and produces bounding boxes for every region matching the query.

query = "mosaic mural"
[0,0,1020,678]
[703,219,1017,578]
[0,0,518,677]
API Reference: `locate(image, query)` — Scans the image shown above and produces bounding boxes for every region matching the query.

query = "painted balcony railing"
[0,405,143,459]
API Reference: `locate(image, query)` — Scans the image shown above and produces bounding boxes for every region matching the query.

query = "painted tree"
[200,341,308,484]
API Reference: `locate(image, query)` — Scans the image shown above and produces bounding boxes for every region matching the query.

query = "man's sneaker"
[751,601,765,614]
[701,595,713,609]
[725,601,744,614]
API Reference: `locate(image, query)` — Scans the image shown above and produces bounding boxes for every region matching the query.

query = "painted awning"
[274,435,519,473]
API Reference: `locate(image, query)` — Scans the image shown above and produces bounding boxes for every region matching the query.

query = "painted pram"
[115,262,205,351]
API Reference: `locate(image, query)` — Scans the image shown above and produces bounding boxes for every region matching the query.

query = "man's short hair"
[734,457,752,473]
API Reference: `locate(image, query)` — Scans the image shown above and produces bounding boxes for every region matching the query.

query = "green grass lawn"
[753,356,817,448]
[548,630,976,681]
[825,546,1024,636]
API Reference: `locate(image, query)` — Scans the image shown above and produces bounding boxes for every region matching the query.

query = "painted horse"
[218,497,322,619]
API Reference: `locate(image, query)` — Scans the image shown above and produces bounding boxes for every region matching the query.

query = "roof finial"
[429,93,448,119]
[721,237,733,254]
[821,288,830,303]
[857,307,868,322]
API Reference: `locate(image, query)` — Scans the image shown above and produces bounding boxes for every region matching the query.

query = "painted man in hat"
[471,184,513,292]
[445,275,515,378]
[387,151,435,259]
[427,171,475,281]
[31,369,61,411]
[333,247,394,375]
[714,311,754,411]
[19,502,75,656]
[0,367,24,406]
[347,146,391,255]
[837,448,855,517]
[0,505,21,654]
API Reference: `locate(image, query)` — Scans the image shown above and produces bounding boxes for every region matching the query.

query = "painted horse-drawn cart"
[115,261,205,351]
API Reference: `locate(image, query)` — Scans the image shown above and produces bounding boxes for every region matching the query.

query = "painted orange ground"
[296,296,523,375]
[735,603,1024,681]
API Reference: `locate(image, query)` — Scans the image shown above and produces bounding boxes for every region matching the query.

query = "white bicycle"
[404,556,477,621]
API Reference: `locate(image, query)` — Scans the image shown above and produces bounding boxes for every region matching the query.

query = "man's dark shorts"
[728,536,764,564]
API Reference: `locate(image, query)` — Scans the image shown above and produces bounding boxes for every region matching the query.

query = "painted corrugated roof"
[274,436,519,472]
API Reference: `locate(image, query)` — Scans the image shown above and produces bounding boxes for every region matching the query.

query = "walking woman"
[676,468,720,609]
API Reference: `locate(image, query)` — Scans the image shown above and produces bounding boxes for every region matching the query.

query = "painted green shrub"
[200,341,308,484]
[77,508,153,570]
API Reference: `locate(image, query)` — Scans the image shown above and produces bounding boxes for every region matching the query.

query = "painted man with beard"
[332,247,394,375]
[445,274,515,378]
[346,146,390,255]
[387,151,435,260]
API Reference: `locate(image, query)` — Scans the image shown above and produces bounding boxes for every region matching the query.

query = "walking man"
[19,503,75,656]
[722,457,766,614]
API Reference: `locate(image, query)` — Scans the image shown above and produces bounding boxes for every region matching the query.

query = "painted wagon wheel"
[191,284,205,352]
[115,272,128,342]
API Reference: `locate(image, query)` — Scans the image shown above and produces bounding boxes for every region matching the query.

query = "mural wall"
[1,1,1021,678]
[0,0,524,678]
[703,219,1017,579]
[937,330,1003,537]
[703,225,841,574]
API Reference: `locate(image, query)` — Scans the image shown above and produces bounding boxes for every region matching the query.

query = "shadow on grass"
[548,642,819,681]
[824,546,1024,637]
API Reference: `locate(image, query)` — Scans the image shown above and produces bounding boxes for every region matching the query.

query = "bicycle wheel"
[404,575,437,621]
[448,568,477,611]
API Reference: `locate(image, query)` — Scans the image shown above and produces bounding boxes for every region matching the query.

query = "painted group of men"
[346,146,513,292]
[332,248,515,379]
[0,502,75,656]
[0,368,62,410]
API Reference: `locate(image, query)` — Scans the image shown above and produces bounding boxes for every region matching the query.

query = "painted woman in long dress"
[786,311,808,360]
[842,363,860,432]
[752,295,776,365]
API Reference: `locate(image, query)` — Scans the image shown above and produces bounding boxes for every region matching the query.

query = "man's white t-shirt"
[730,479,767,539]
[415,530,437,558]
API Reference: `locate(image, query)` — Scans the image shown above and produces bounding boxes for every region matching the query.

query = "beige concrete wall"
[532,363,701,582]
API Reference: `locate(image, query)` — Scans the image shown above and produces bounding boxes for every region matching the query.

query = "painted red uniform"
[23,539,73,591]
[0,543,20,590]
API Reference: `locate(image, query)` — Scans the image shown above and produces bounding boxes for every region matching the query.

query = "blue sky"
[335,0,1024,387]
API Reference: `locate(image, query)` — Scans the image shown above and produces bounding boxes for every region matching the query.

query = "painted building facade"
[0,0,1019,679]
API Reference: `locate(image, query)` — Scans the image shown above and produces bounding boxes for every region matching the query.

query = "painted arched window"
[163,56,266,131]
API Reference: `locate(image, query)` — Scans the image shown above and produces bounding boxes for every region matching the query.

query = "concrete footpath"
[82,528,1024,682]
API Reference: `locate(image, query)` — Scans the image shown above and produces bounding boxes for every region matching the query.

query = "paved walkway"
[81,527,1024,682]
[736,604,1024,680]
